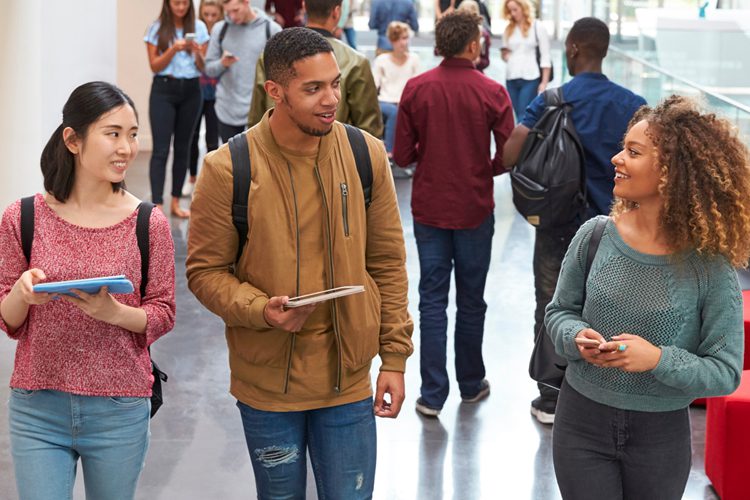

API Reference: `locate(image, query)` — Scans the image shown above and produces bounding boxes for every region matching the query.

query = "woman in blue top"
[546,95,750,499]
[145,0,209,218]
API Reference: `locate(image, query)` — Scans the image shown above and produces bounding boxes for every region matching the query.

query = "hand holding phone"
[574,337,604,348]
[221,50,238,67]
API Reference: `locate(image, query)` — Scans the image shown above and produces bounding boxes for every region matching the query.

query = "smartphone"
[185,32,196,43]
[223,50,236,59]
[575,337,604,347]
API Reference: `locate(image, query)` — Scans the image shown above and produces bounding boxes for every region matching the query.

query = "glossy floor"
[0,151,719,499]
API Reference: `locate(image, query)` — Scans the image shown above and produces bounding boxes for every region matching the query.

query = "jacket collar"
[256,109,336,163]
[307,27,334,38]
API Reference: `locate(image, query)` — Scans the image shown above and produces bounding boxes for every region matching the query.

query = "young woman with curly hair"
[545,95,750,500]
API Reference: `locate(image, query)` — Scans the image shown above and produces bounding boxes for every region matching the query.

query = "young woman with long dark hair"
[0,81,176,500]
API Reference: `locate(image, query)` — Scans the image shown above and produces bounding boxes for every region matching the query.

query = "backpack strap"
[343,124,373,209]
[218,21,229,50]
[582,217,607,304]
[229,126,373,262]
[265,19,271,40]
[136,202,154,298]
[20,196,35,264]
[229,132,251,263]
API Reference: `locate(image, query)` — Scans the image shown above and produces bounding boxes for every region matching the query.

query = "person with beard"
[186,28,413,499]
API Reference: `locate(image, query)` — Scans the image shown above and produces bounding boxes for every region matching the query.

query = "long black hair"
[41,81,138,202]
[156,0,196,53]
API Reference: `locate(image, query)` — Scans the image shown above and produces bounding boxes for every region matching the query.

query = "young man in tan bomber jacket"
[186,28,413,499]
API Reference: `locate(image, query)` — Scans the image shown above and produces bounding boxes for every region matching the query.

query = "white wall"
[0,0,118,209]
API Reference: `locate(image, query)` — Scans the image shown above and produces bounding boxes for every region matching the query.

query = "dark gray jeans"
[534,225,578,401]
[553,379,691,500]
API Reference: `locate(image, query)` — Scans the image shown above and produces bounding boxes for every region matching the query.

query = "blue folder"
[33,275,134,296]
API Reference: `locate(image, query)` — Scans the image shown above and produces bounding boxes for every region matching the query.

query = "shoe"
[461,379,490,403]
[415,397,441,417]
[530,396,556,424]
[390,164,413,179]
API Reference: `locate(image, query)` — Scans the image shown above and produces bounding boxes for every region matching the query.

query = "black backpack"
[510,87,586,229]
[227,124,373,263]
[19,198,168,418]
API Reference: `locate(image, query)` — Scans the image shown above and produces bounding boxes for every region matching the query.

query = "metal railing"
[599,45,750,140]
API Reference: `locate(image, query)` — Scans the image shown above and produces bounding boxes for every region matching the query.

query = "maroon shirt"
[394,57,514,229]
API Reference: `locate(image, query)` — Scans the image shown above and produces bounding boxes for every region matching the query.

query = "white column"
[0,0,118,210]
[0,1,44,210]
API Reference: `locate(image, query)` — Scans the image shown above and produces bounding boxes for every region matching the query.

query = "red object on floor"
[705,370,750,500]
[693,290,750,406]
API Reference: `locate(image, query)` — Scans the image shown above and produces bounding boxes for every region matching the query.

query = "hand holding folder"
[33,275,134,297]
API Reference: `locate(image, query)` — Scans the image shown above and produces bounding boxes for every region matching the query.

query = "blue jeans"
[553,379,691,499]
[379,101,398,153]
[237,397,376,499]
[343,27,357,49]
[414,214,494,409]
[506,78,540,123]
[9,388,150,500]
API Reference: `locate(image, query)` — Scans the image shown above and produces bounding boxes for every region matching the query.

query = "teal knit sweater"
[545,216,744,412]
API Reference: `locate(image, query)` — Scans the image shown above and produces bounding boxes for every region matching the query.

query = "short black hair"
[305,0,342,21]
[567,17,609,60]
[435,11,482,59]
[264,28,334,86]
[41,81,137,202]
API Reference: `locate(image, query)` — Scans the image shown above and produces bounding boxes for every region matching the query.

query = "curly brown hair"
[611,95,750,266]
[435,11,482,59]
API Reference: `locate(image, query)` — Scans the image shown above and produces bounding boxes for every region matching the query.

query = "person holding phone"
[0,81,176,500]
[145,0,209,218]
[545,95,750,499]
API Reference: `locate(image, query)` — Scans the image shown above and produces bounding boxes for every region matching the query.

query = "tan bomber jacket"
[247,30,384,138]
[186,112,413,396]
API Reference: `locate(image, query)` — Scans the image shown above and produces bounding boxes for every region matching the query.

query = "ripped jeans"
[237,397,376,499]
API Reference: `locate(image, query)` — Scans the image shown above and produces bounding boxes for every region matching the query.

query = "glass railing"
[580,45,750,141]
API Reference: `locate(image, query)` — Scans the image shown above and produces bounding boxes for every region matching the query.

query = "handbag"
[528,217,607,390]
[534,21,554,83]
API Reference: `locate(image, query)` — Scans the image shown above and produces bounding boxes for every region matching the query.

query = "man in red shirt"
[393,11,514,417]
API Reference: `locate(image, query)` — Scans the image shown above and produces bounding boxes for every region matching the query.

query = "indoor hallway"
[0,153,718,499]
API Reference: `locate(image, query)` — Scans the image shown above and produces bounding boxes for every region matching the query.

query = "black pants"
[218,119,245,144]
[553,379,691,500]
[148,76,202,205]
[533,224,578,402]
[189,99,218,178]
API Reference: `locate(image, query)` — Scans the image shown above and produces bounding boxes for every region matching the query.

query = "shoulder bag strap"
[582,217,608,303]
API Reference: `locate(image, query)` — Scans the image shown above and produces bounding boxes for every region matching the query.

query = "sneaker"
[461,379,491,403]
[390,164,413,179]
[415,397,441,417]
[530,396,556,424]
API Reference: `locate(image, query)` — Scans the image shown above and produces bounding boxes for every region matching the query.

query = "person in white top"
[371,21,420,166]
[500,0,551,122]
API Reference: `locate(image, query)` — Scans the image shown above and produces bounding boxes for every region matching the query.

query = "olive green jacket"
[247,29,384,138]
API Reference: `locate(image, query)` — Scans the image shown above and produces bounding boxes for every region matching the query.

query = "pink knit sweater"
[0,194,176,397]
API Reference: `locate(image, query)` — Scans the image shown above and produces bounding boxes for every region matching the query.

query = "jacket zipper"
[340,183,350,237]
[283,162,301,394]
[315,166,343,393]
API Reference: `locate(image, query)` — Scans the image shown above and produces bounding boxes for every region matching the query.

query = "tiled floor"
[0,149,719,499]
